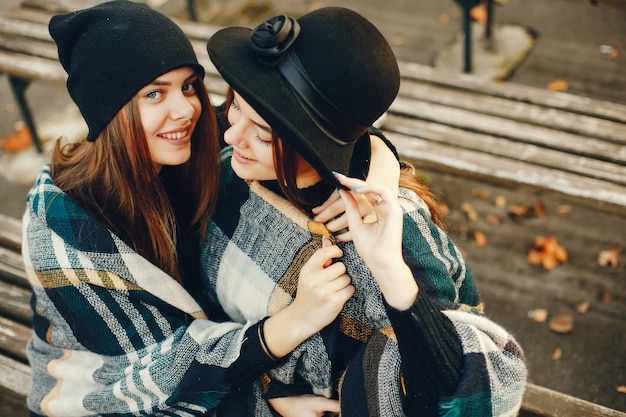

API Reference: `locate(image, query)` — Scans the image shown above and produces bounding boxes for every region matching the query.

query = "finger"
[324,212,348,233]
[311,190,342,221]
[321,235,333,268]
[337,188,364,230]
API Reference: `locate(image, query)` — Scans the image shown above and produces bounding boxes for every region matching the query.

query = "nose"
[223,118,249,147]
[170,92,197,120]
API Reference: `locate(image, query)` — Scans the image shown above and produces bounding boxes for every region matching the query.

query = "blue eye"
[145,90,162,100]
[183,81,196,94]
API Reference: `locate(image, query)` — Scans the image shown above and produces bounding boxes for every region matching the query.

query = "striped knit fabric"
[198,150,527,416]
[23,165,253,416]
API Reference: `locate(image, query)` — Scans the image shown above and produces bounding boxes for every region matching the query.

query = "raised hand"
[334,173,418,311]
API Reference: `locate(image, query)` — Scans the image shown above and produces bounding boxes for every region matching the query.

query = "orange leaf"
[597,247,621,268]
[547,80,569,92]
[1,126,32,152]
[527,236,568,270]
[548,314,574,334]
[470,5,488,23]
[474,231,487,248]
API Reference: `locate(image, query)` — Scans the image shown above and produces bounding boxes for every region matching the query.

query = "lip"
[157,126,192,145]
[232,148,255,164]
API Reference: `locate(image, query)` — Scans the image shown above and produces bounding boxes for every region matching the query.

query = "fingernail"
[351,186,363,191]
[332,171,346,178]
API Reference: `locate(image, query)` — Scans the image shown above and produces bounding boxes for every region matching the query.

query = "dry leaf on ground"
[575,301,590,314]
[547,80,569,91]
[528,308,548,323]
[548,314,574,334]
[527,236,568,270]
[597,247,621,268]
[508,200,545,221]
[474,231,487,247]
[461,202,479,222]
[1,126,32,152]
[551,346,562,360]
[470,5,487,23]
[617,386,626,394]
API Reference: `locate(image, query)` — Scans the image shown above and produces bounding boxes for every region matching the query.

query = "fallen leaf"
[527,236,568,270]
[508,200,545,221]
[470,5,487,23]
[486,214,504,225]
[461,202,479,222]
[472,188,491,199]
[547,80,569,91]
[474,231,487,247]
[575,301,590,314]
[555,205,572,214]
[617,386,626,394]
[528,308,548,323]
[551,346,562,360]
[601,290,613,304]
[597,247,621,268]
[391,35,406,46]
[1,126,32,152]
[494,196,507,208]
[548,314,574,334]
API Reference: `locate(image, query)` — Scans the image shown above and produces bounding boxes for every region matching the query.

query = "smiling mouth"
[158,130,189,140]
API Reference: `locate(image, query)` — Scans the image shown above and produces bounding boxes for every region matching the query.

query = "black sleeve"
[385,292,464,415]
[224,320,287,389]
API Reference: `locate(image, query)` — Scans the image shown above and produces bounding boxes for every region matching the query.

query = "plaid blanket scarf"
[199,153,527,416]
[23,165,253,416]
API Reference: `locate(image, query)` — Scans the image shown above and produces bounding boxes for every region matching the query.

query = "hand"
[335,173,417,310]
[263,238,354,357]
[269,394,340,417]
[289,237,354,334]
[312,134,400,242]
[312,190,376,242]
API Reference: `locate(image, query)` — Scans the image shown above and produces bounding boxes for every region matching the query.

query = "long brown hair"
[51,74,219,283]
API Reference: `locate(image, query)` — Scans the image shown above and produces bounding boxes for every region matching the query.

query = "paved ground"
[0,0,625,414]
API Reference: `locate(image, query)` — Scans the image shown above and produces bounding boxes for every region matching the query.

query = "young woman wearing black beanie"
[22,1,399,415]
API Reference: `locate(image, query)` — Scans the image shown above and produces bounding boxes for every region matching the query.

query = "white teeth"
[160,130,187,140]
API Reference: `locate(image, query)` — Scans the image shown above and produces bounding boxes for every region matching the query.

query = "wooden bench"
[2,211,625,417]
[2,0,625,216]
[1,1,626,416]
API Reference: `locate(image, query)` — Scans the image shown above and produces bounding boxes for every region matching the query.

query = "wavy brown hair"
[51,74,219,283]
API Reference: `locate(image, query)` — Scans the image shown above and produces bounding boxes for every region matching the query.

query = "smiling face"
[224,91,321,186]
[223,91,277,181]
[136,66,202,171]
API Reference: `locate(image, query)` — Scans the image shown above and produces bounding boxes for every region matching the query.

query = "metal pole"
[485,0,494,39]
[463,6,472,73]
[8,77,42,153]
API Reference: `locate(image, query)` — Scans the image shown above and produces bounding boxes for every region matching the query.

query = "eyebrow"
[148,74,198,87]
[233,96,272,134]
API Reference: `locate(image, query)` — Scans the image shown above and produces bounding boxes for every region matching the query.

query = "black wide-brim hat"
[207,7,400,185]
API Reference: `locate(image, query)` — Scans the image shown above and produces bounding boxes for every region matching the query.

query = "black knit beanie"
[49,0,205,142]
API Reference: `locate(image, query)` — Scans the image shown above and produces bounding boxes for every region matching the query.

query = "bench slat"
[398,61,626,124]
[0,280,32,325]
[0,49,65,83]
[390,97,626,164]
[521,383,626,417]
[0,354,31,397]
[398,79,626,145]
[0,316,31,362]
[388,131,626,215]
[0,212,22,250]
[384,115,626,186]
